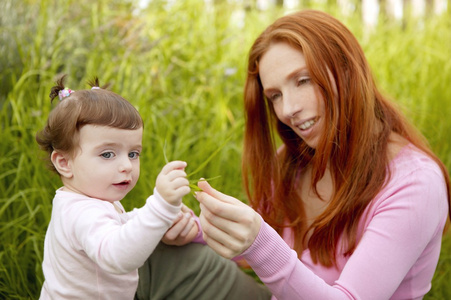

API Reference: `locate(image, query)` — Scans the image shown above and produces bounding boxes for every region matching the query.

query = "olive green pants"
[135,242,271,300]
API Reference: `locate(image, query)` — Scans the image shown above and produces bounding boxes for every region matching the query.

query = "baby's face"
[62,124,143,202]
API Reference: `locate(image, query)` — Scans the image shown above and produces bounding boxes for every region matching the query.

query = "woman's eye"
[101,152,115,159]
[297,77,311,86]
[268,93,281,102]
[129,151,140,159]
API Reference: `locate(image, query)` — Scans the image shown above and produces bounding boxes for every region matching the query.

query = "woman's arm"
[196,165,448,299]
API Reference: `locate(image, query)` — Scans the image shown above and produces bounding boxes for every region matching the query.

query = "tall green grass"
[1,0,450,298]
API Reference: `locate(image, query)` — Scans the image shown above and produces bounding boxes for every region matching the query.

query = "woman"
[196,9,450,299]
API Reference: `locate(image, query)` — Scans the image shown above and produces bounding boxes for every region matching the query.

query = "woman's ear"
[51,150,73,179]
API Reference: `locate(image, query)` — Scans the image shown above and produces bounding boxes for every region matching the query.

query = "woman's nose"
[282,92,302,119]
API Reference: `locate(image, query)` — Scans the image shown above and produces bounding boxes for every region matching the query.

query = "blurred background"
[1,0,450,298]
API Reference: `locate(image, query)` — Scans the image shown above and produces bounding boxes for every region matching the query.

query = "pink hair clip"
[91,87,100,90]
[58,88,74,100]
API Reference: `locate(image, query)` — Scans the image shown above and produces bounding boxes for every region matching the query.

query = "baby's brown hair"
[36,75,143,173]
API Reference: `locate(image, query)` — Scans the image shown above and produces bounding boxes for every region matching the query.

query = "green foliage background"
[1,0,450,298]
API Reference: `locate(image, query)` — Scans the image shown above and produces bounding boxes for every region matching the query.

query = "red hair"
[242,10,450,267]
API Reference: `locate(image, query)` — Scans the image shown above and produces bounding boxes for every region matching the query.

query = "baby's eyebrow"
[93,142,120,149]
[94,142,143,151]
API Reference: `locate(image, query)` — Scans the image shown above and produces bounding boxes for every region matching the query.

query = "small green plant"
[163,137,233,194]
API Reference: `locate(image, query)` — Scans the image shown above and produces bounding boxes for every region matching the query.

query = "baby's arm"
[156,161,191,206]
[77,161,191,273]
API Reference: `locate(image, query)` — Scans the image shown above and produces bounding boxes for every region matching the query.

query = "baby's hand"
[156,161,190,206]
[162,204,199,246]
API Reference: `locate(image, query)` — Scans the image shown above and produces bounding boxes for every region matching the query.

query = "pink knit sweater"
[40,188,181,299]
[242,145,448,299]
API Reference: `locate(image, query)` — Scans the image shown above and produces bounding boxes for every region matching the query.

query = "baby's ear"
[51,150,73,179]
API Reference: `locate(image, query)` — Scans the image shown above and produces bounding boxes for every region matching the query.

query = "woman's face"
[259,42,326,149]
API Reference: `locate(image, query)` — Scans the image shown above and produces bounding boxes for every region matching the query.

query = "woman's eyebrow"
[263,67,309,95]
[286,67,309,81]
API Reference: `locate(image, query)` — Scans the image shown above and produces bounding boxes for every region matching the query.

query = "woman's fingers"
[196,188,243,223]
[196,180,262,257]
[198,203,261,258]
[181,204,191,213]
[198,202,240,235]
[199,208,243,258]
[198,180,242,205]
[202,231,238,259]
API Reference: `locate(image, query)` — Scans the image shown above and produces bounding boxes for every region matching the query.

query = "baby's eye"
[100,152,115,159]
[129,151,140,159]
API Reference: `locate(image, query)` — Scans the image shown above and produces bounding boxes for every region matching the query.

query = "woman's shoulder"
[389,143,443,178]
[365,143,448,231]
[377,142,448,213]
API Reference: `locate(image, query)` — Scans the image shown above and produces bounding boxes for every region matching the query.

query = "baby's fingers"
[160,161,187,175]
[166,169,189,183]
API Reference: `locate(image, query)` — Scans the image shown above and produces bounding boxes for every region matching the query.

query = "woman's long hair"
[242,10,450,267]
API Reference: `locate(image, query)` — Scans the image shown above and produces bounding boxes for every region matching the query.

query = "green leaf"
[186,135,232,178]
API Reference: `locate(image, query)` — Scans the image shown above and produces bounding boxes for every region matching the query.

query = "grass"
[0,0,450,298]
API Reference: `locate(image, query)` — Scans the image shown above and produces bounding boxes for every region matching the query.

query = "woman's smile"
[259,42,327,149]
[295,117,318,131]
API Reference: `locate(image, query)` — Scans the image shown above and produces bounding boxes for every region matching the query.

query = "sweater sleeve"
[242,160,448,300]
[70,188,182,274]
[191,213,207,244]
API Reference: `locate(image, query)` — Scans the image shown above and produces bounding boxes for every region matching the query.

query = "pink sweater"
[242,145,449,299]
[40,188,181,300]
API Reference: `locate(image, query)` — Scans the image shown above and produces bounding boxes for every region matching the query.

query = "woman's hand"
[162,204,199,246]
[196,180,261,259]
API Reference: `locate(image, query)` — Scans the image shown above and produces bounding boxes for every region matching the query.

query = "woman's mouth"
[297,118,317,131]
